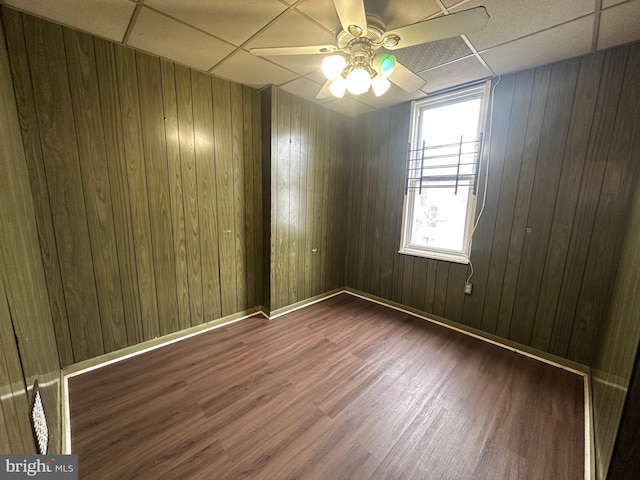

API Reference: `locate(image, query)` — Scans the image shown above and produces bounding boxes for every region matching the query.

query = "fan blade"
[383,7,489,50]
[333,0,368,37]
[250,45,337,56]
[389,62,426,92]
[316,79,334,99]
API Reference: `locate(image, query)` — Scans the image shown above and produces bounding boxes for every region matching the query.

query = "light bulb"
[372,54,396,78]
[371,76,391,96]
[346,68,371,95]
[321,55,346,80]
[329,76,347,98]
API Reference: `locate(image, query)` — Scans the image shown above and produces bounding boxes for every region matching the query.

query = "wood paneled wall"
[590,50,640,476]
[607,347,640,479]
[2,9,262,365]
[0,15,61,453]
[346,43,640,366]
[267,88,350,312]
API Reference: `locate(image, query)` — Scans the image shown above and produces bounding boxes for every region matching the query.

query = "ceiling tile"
[602,0,630,7]
[259,53,328,76]
[297,0,443,33]
[3,0,135,42]
[7,0,637,114]
[480,15,593,75]
[356,84,425,109]
[420,56,491,93]
[247,10,335,49]
[211,50,297,88]
[127,7,235,72]
[306,68,329,84]
[362,0,442,29]
[392,37,472,74]
[598,0,640,51]
[145,0,287,46]
[296,0,341,32]
[279,77,330,103]
[454,0,594,50]
[322,97,374,116]
[246,10,335,74]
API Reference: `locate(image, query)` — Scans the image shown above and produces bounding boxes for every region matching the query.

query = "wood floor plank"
[70,293,584,480]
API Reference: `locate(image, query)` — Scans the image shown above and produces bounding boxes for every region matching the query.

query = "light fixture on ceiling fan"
[250,0,489,99]
[320,45,396,98]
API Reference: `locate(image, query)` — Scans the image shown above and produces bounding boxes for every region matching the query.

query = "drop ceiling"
[2,0,639,116]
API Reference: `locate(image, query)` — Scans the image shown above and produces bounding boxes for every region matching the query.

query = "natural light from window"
[401,83,488,263]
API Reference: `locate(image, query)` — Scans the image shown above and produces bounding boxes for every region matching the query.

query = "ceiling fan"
[250,0,489,99]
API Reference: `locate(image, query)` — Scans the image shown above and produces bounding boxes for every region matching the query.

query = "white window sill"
[398,247,470,265]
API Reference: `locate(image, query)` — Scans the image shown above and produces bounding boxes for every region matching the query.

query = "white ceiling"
[2,0,639,116]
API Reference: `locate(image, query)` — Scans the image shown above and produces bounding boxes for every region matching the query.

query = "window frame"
[399,81,492,264]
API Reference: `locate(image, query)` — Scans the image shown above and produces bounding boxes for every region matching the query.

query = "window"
[400,82,490,264]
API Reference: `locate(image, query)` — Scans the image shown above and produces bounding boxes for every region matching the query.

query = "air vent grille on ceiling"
[392,36,472,74]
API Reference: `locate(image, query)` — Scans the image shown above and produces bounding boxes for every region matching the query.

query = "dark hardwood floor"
[69,293,584,479]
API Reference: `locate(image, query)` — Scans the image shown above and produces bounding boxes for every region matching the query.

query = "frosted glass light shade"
[321,55,347,80]
[329,76,347,98]
[346,68,370,95]
[371,76,391,96]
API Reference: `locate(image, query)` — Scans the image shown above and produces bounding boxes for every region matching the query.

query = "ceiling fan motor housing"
[337,14,386,51]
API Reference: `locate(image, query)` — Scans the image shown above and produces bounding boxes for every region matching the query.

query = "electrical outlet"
[464,282,473,295]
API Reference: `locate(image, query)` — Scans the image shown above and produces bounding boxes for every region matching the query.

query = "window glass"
[400,83,489,263]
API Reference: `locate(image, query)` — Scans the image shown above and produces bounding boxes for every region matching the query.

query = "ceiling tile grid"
[478,15,594,76]
[305,68,331,85]
[454,0,595,51]
[251,52,329,77]
[420,55,492,93]
[126,7,235,72]
[361,0,442,29]
[598,0,640,51]
[2,0,135,42]
[245,9,335,50]
[279,77,332,103]
[322,96,375,116]
[602,0,632,7]
[145,0,288,46]
[296,0,341,32]
[2,0,640,115]
[211,49,297,89]
[356,84,425,109]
